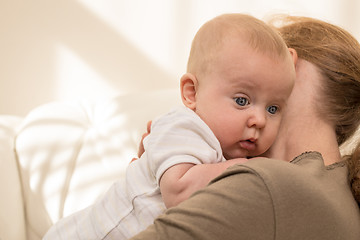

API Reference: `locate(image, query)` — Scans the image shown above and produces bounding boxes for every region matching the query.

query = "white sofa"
[0,89,181,240]
[2,88,359,240]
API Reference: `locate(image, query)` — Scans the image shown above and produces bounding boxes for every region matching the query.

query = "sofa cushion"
[0,116,26,240]
[15,89,180,239]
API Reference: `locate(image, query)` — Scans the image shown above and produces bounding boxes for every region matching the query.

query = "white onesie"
[43,106,226,240]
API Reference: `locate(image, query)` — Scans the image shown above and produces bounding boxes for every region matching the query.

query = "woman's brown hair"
[272,16,360,205]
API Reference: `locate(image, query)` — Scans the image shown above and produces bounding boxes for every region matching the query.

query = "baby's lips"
[239,140,256,151]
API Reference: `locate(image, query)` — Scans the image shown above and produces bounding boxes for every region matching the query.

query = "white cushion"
[15,89,181,238]
[0,116,26,240]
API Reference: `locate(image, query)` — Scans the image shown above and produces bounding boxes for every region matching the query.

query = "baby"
[44,13,296,240]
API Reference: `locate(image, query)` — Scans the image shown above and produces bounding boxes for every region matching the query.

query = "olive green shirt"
[131,152,360,240]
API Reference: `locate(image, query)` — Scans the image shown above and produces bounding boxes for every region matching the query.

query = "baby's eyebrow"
[230,79,256,89]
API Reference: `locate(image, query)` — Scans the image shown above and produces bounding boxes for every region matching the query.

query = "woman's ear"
[180,73,198,110]
[288,48,298,67]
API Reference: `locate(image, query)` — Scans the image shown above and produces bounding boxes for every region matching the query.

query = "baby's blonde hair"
[187,13,290,77]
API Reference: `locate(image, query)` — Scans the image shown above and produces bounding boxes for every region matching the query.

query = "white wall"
[1,0,359,116]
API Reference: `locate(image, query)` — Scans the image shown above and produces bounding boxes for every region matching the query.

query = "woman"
[129,16,360,239]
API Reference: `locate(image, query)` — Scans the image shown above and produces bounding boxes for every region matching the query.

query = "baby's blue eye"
[235,97,249,106]
[267,106,278,114]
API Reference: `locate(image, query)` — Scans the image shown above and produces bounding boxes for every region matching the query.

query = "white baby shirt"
[43,106,226,240]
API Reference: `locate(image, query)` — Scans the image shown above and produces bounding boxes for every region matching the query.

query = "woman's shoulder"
[227,151,346,179]
[211,152,360,239]
[220,151,349,197]
[218,152,328,180]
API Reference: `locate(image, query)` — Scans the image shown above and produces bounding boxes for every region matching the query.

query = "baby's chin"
[224,150,267,160]
[223,150,250,160]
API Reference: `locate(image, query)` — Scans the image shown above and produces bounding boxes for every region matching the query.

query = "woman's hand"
[131,121,152,162]
[137,121,152,157]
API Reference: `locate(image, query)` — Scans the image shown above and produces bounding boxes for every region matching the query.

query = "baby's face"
[194,38,295,159]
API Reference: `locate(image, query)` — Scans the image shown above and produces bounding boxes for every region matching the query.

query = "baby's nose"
[247,109,266,129]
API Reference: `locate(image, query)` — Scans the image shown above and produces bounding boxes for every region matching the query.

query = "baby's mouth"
[239,139,256,151]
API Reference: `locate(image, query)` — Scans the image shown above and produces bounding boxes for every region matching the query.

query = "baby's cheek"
[271,130,280,145]
[263,128,279,150]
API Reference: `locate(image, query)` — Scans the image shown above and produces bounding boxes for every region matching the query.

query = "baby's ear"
[180,73,198,110]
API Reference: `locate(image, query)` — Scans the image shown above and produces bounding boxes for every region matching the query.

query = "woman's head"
[273,16,360,145]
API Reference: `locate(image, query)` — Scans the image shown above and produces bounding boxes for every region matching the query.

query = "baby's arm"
[160,158,248,208]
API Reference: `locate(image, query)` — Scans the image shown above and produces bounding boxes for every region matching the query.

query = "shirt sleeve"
[144,107,225,185]
[129,164,275,240]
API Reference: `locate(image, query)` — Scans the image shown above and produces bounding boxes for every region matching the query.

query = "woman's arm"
[159,158,249,208]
